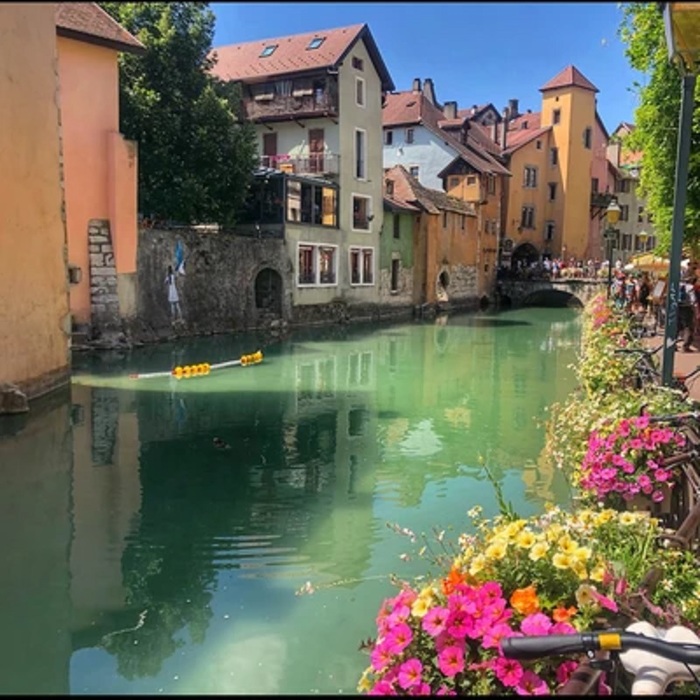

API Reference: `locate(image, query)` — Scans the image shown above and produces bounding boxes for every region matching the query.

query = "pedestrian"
[165,265,182,320]
[677,276,696,351]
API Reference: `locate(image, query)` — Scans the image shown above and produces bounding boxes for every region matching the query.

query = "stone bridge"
[497,278,607,308]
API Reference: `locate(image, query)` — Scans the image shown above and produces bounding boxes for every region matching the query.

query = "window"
[638,205,644,223]
[583,127,592,149]
[449,176,460,190]
[520,205,535,229]
[523,165,538,188]
[409,165,419,178]
[461,214,466,230]
[390,259,400,292]
[620,204,629,222]
[545,221,555,241]
[536,140,542,150]
[466,175,477,186]
[286,179,338,227]
[487,174,496,194]
[356,77,365,107]
[352,56,364,70]
[617,178,631,193]
[591,177,599,193]
[550,147,558,166]
[349,247,374,285]
[553,109,561,125]
[298,244,337,286]
[393,214,400,239]
[405,128,415,144]
[307,37,325,50]
[443,211,448,228]
[260,45,277,57]
[352,195,371,230]
[385,179,394,196]
[355,129,366,179]
[548,182,557,201]
[384,130,393,146]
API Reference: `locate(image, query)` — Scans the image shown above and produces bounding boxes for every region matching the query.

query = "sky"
[211,1,646,132]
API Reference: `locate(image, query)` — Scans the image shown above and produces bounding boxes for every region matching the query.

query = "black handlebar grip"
[501,634,589,660]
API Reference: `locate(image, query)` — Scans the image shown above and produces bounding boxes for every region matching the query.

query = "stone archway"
[254,268,283,315]
[512,242,540,269]
[436,268,450,302]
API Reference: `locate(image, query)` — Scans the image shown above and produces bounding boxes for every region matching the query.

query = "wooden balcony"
[590,191,613,220]
[260,153,340,177]
[244,89,338,123]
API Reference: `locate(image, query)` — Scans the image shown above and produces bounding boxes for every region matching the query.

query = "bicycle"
[614,345,700,397]
[501,622,700,695]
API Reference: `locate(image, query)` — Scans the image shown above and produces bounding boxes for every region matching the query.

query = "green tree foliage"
[619,2,700,254]
[100,2,257,226]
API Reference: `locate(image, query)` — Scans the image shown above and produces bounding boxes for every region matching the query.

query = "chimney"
[444,100,458,120]
[501,106,509,152]
[412,78,422,93]
[490,122,499,145]
[508,98,519,119]
[423,78,437,105]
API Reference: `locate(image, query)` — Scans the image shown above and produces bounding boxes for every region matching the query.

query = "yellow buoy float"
[131,352,262,381]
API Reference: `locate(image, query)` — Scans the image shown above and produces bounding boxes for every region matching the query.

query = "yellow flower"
[411,596,432,618]
[575,584,598,608]
[529,541,549,561]
[590,564,606,583]
[572,546,592,563]
[558,535,579,555]
[485,541,508,561]
[553,552,572,570]
[594,510,615,526]
[357,670,373,693]
[516,530,536,549]
[545,524,564,542]
[618,512,636,526]
[571,561,588,580]
[469,554,488,576]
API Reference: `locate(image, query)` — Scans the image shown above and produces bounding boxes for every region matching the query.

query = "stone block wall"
[88,220,121,332]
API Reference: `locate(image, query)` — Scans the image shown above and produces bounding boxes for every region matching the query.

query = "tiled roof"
[383,91,510,176]
[507,112,541,132]
[211,23,394,91]
[55,3,145,54]
[385,166,476,216]
[539,65,598,93]
[457,104,495,120]
[383,195,420,213]
[467,122,503,157]
[503,126,551,154]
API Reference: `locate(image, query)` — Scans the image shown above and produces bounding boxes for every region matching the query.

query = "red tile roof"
[385,166,476,216]
[503,126,551,154]
[211,23,394,91]
[383,194,420,213]
[507,112,541,132]
[539,65,598,93]
[55,3,145,54]
[383,91,510,176]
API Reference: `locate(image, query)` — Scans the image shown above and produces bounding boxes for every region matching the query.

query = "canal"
[0,307,581,694]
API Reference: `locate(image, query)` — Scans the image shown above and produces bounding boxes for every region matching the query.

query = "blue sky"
[211,2,645,132]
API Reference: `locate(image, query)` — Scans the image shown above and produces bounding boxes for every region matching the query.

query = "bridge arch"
[497,279,606,308]
[520,289,584,308]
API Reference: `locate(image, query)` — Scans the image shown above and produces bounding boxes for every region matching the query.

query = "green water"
[0,308,581,694]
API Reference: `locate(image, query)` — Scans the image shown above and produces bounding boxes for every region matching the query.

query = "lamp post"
[660,2,700,385]
[638,230,650,253]
[604,197,621,299]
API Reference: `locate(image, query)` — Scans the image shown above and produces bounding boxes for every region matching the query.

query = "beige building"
[211,25,393,314]
[606,122,656,262]
[0,3,71,403]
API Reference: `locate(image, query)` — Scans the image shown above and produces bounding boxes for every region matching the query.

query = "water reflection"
[0,308,581,694]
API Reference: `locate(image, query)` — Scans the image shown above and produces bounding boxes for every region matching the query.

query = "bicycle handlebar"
[614,344,663,356]
[645,411,700,425]
[501,631,700,666]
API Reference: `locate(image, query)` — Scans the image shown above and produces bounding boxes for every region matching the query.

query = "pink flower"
[482,621,514,649]
[410,682,432,696]
[494,656,524,687]
[654,469,670,482]
[436,687,457,696]
[397,658,423,690]
[385,623,413,655]
[387,604,410,625]
[446,611,472,639]
[370,643,394,671]
[422,606,449,637]
[551,621,577,635]
[520,612,553,636]
[369,680,396,695]
[448,593,470,613]
[516,670,549,695]
[438,645,465,677]
[435,631,466,653]
[651,489,665,503]
[479,581,503,604]
[556,660,578,685]
[590,590,618,613]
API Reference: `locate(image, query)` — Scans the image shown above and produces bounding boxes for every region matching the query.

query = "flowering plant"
[358,506,682,696]
[578,414,685,506]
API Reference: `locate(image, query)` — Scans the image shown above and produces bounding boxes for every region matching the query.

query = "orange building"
[0,3,71,403]
[384,165,478,307]
[55,3,144,335]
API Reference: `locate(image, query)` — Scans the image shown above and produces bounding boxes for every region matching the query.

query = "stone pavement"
[642,327,700,403]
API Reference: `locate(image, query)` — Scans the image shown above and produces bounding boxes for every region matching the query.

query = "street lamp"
[660,2,700,385]
[638,230,650,252]
[604,197,621,299]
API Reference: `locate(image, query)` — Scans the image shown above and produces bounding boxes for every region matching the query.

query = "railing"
[259,153,340,177]
[244,91,338,122]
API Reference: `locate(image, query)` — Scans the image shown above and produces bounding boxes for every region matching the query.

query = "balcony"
[590,191,613,220]
[244,85,338,123]
[259,153,340,178]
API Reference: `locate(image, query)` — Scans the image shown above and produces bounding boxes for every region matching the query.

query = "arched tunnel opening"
[521,289,584,308]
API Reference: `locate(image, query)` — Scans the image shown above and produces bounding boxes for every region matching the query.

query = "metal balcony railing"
[259,153,340,177]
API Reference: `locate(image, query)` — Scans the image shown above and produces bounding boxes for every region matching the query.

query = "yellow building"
[472,66,609,268]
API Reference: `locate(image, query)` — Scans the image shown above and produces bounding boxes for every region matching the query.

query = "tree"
[100,2,257,226]
[618,2,700,255]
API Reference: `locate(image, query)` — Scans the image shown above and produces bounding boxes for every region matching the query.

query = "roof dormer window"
[307,37,325,50]
[260,44,277,57]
